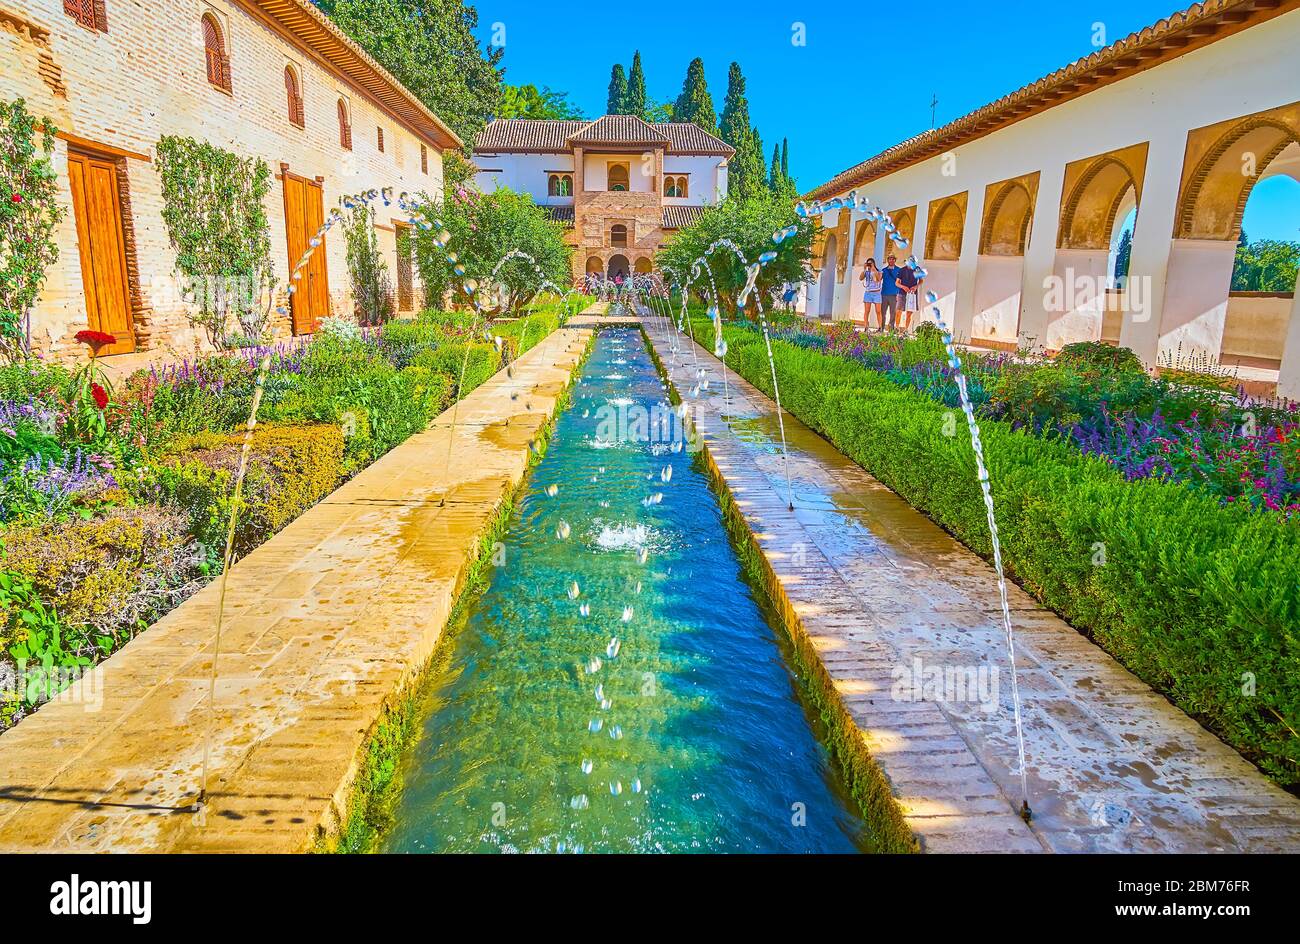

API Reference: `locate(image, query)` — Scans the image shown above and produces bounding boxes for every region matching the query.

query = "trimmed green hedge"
[694,319,1300,787]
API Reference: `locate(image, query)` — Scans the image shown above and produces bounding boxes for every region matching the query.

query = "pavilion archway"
[971,173,1038,346]
[924,192,967,331]
[1049,143,1149,349]
[816,233,839,319]
[634,257,653,275]
[1161,101,1300,365]
[607,254,630,280]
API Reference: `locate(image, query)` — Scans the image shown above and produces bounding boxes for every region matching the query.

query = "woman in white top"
[859,259,884,332]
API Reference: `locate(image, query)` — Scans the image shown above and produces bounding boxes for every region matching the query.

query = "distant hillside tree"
[499,84,584,120]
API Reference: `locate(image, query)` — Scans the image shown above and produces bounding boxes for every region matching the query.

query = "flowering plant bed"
[693,315,1300,787]
[0,299,584,729]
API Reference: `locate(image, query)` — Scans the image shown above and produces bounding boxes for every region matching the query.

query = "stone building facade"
[472,115,732,283]
[1,0,458,365]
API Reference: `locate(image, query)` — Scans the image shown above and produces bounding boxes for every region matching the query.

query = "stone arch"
[926,194,966,261]
[608,254,630,280]
[888,206,916,252]
[817,233,838,316]
[610,223,628,248]
[979,176,1037,256]
[1059,146,1146,250]
[634,257,653,274]
[1175,103,1300,240]
[585,255,603,274]
[853,219,878,265]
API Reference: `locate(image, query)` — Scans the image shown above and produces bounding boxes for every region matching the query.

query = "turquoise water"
[383,327,866,853]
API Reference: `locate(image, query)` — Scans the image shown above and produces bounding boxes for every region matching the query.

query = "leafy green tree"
[606,64,628,115]
[657,191,813,312]
[1232,236,1300,291]
[318,0,503,145]
[499,84,584,120]
[646,100,674,124]
[625,51,648,120]
[0,98,64,361]
[413,186,571,312]
[673,58,716,132]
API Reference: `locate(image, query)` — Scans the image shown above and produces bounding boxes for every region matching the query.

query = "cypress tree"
[719,62,763,200]
[625,51,648,120]
[607,64,628,115]
[673,57,716,132]
[781,138,789,181]
[769,144,782,190]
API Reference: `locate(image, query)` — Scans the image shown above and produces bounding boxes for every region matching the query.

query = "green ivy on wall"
[0,98,65,362]
[154,135,275,349]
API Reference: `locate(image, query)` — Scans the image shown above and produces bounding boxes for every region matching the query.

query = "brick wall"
[0,0,446,364]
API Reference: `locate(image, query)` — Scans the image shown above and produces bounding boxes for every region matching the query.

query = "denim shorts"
[863,290,882,304]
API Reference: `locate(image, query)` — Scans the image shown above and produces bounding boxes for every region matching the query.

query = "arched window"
[676,175,688,198]
[284,66,304,128]
[608,163,629,191]
[610,224,628,248]
[202,14,231,92]
[665,177,679,198]
[548,174,573,197]
[337,99,352,149]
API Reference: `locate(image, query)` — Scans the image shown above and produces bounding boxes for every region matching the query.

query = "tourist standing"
[880,255,903,331]
[859,259,884,331]
[896,264,922,333]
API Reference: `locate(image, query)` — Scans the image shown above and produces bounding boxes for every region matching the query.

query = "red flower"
[91,383,109,411]
[75,329,117,353]
[10,193,21,204]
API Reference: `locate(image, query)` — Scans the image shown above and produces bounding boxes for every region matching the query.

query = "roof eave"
[805,0,1295,200]
[242,0,463,152]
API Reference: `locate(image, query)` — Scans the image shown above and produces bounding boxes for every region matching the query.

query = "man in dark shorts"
[896,263,921,332]
[880,255,903,331]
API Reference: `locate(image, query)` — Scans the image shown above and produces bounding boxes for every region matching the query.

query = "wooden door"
[283,173,330,334]
[66,151,135,355]
[395,221,414,312]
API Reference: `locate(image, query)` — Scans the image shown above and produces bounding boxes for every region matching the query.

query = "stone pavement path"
[643,312,1300,853]
[0,311,600,852]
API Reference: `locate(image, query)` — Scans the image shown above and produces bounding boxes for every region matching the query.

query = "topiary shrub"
[140,422,344,559]
[0,504,201,640]
[1055,340,1144,374]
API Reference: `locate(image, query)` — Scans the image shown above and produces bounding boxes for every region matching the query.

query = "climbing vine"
[343,201,393,326]
[0,98,64,362]
[154,135,275,348]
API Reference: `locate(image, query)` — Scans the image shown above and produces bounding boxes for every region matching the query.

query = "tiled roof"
[659,123,735,156]
[662,205,708,229]
[807,0,1293,199]
[474,117,733,156]
[569,115,671,148]
[475,119,588,153]
[543,205,574,227]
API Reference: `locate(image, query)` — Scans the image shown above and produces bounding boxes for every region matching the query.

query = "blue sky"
[471,0,1298,241]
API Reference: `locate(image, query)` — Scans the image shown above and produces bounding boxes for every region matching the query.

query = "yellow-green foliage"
[1,505,198,638]
[146,422,344,558]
